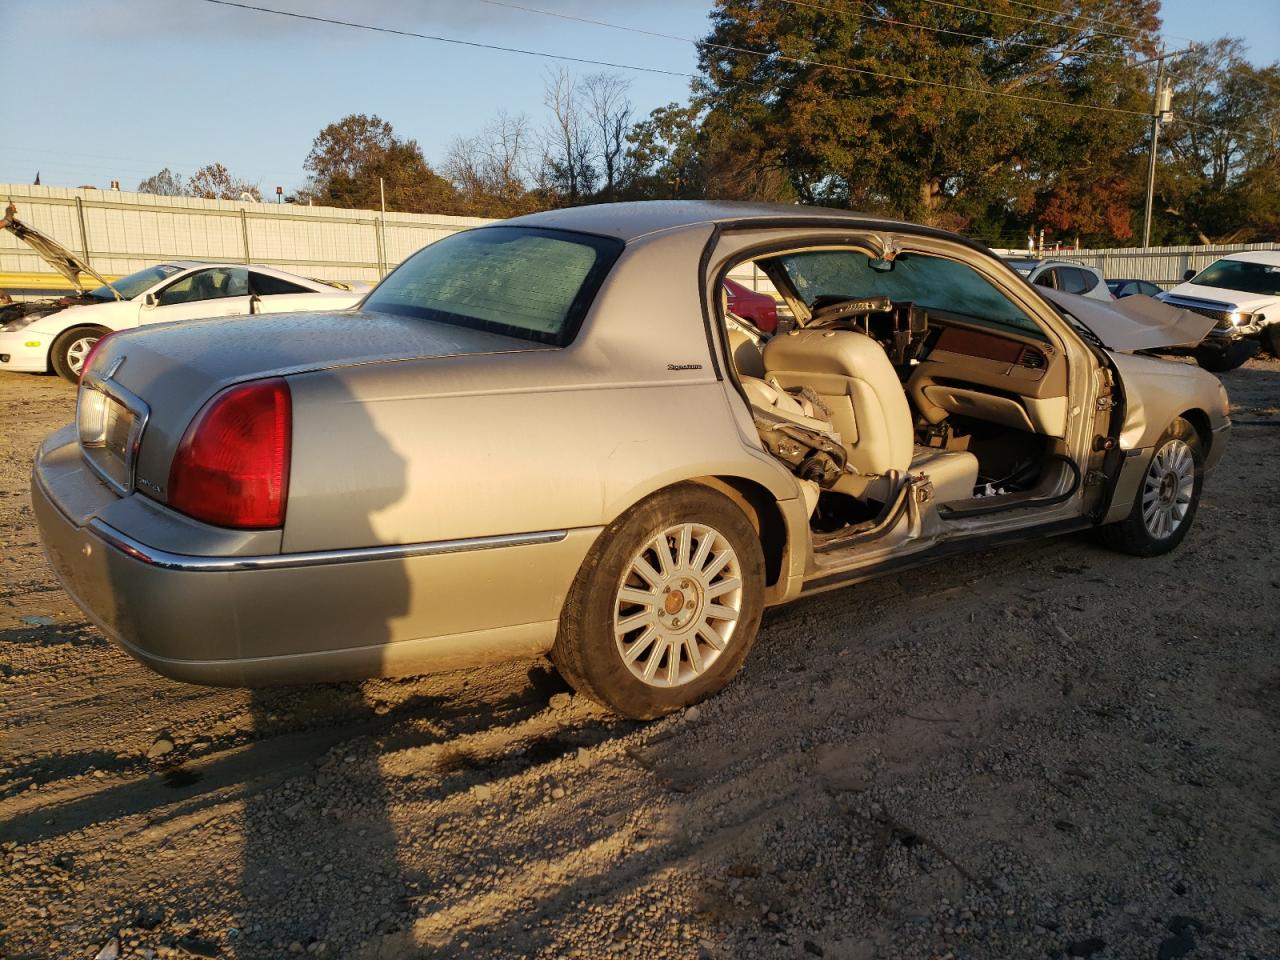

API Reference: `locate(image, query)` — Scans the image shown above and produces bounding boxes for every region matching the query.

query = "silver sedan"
[33,202,1230,719]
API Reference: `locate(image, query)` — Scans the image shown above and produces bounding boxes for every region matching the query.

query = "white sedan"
[1,261,368,381]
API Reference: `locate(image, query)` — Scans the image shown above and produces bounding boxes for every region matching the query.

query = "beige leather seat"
[762,328,979,504]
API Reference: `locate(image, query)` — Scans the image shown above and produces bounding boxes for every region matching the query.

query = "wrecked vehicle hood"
[0,203,120,298]
[1039,288,1215,352]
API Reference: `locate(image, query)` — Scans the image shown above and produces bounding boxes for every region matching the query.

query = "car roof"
[500,200,917,243]
[164,261,321,284]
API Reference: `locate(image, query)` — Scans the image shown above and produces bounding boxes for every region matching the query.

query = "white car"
[1158,250,1280,367]
[1003,258,1112,302]
[1,261,368,381]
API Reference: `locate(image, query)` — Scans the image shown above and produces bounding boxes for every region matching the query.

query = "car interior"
[722,247,1081,544]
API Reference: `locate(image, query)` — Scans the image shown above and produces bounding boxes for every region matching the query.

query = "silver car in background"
[33,202,1230,719]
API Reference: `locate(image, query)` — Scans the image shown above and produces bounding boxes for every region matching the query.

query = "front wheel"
[50,326,108,383]
[1195,340,1253,373]
[1098,417,1203,557]
[1263,325,1280,357]
[552,484,765,719]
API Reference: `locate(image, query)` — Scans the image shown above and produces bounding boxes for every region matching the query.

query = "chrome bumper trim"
[85,519,568,572]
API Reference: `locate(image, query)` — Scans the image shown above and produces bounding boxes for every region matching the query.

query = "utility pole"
[1139,46,1192,248]
[379,177,386,215]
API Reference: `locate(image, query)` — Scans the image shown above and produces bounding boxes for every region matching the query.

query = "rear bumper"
[33,438,598,686]
[0,331,49,372]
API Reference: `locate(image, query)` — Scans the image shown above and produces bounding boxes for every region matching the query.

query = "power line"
[195,0,698,79]
[911,0,1156,45]
[194,0,1269,143]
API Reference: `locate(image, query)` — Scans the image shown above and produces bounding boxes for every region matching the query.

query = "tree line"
[136,1,1280,246]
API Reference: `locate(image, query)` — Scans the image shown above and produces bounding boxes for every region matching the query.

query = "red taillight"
[167,378,291,529]
[79,330,117,383]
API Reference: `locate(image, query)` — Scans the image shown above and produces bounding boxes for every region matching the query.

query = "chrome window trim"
[77,356,151,497]
[83,518,568,572]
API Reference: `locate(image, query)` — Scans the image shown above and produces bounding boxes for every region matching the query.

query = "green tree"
[697,0,1158,239]
[1156,39,1280,243]
[304,114,457,214]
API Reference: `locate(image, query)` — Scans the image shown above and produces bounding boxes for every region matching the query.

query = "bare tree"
[583,73,633,199]
[187,163,261,201]
[137,168,186,196]
[541,67,597,203]
[445,111,535,216]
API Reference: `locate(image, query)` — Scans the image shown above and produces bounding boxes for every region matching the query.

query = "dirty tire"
[552,483,766,720]
[50,326,107,383]
[1263,325,1280,357]
[1194,343,1250,373]
[1098,417,1203,557]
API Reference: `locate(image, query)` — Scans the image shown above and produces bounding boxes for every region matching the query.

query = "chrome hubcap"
[614,522,743,688]
[66,337,98,376]
[1142,438,1194,539]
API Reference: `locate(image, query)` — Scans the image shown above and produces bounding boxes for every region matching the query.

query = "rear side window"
[251,272,312,296]
[364,226,623,346]
[1061,267,1099,294]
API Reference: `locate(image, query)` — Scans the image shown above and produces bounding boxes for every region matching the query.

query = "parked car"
[1157,251,1280,369]
[723,277,778,332]
[1004,257,1112,301]
[1107,278,1164,299]
[0,205,368,382]
[34,201,1230,720]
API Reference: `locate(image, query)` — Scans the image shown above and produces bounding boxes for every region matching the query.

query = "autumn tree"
[136,168,185,196]
[304,114,457,214]
[698,0,1158,240]
[187,163,261,201]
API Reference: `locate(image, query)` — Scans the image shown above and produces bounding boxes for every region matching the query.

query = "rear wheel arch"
[689,475,788,589]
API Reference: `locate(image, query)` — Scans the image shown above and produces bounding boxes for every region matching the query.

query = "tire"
[1194,340,1251,373]
[1098,417,1203,557]
[552,483,766,720]
[50,326,108,383]
[1263,325,1280,358]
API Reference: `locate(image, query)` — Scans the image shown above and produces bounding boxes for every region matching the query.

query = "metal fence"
[0,184,491,296]
[992,242,1280,289]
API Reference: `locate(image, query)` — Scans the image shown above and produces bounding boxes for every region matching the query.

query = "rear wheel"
[50,326,108,383]
[1098,417,1203,557]
[552,484,765,719]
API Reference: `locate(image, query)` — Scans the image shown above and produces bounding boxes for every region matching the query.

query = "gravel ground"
[0,359,1277,960]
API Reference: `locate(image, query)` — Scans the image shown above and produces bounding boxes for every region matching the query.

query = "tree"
[445,112,538,217]
[187,163,261,201]
[137,168,186,196]
[584,73,634,199]
[1156,39,1280,243]
[541,68,598,203]
[304,114,457,214]
[698,0,1158,239]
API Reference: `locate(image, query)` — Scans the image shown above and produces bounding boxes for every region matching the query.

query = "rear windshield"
[363,226,623,346]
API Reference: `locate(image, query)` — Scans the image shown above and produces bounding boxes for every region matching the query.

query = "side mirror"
[143,293,158,308]
[1183,269,1196,282]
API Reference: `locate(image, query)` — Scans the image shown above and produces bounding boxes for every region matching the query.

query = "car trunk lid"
[80,309,548,501]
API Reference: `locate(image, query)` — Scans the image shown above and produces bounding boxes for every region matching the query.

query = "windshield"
[777,250,1046,338]
[90,264,182,301]
[1188,258,1280,297]
[363,227,623,346]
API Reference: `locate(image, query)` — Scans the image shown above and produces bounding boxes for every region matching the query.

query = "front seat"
[762,328,978,504]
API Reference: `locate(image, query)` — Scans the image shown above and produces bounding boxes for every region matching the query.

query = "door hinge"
[1084,469,1108,486]
[1093,435,1118,451]
[1095,396,1117,411]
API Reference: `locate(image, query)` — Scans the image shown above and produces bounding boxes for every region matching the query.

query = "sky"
[1,0,1276,194]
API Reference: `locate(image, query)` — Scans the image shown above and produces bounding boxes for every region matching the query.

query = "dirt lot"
[0,359,1277,960]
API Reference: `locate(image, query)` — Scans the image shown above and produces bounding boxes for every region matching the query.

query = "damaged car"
[0,203,368,382]
[33,201,1230,720]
